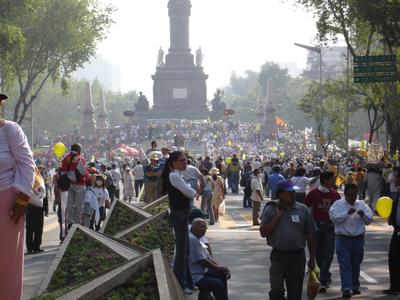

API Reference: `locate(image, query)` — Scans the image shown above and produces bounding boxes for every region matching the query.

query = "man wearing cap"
[144,152,161,203]
[260,179,316,300]
[305,171,340,293]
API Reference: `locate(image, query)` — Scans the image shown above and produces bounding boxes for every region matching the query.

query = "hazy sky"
[97,0,317,99]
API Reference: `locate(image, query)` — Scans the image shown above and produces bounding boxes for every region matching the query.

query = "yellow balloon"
[376,196,393,219]
[53,143,66,158]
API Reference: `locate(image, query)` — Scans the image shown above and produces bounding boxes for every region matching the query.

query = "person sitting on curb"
[189,218,230,300]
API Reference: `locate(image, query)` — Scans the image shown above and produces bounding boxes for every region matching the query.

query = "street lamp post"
[294,43,323,153]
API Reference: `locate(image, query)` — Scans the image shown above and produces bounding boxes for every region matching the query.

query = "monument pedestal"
[151,64,208,119]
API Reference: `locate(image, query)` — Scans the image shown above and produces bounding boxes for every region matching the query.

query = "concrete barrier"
[36,225,143,298]
[56,249,185,300]
[142,195,170,214]
[101,199,152,236]
[116,210,175,258]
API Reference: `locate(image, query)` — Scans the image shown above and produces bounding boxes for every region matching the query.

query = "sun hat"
[149,152,159,160]
[210,167,220,175]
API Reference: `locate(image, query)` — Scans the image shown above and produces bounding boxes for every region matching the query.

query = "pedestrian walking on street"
[123,167,135,202]
[250,168,263,225]
[383,185,400,295]
[0,94,36,300]
[260,179,316,300]
[110,163,122,200]
[162,151,197,295]
[144,152,162,203]
[26,166,49,254]
[366,168,382,212]
[211,167,225,222]
[182,158,205,208]
[305,171,341,293]
[199,168,215,225]
[91,174,110,231]
[240,163,253,208]
[61,143,89,228]
[132,160,145,197]
[228,154,241,194]
[268,166,285,200]
[82,173,100,229]
[329,183,373,298]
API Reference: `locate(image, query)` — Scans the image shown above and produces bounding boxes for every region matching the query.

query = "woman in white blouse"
[0,94,36,299]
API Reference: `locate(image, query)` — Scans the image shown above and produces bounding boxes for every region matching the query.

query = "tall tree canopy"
[0,0,114,124]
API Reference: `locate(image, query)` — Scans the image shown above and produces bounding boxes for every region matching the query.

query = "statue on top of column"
[135,92,150,113]
[157,47,165,67]
[195,47,204,67]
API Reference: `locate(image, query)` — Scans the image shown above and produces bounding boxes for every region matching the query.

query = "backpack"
[240,171,252,188]
[57,155,75,190]
[104,171,114,187]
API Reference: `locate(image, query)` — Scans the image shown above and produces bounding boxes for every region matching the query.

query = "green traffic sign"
[354,55,396,64]
[354,75,399,83]
[354,65,398,74]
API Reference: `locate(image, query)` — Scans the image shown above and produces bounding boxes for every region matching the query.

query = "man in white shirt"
[329,183,373,298]
[182,160,205,208]
[250,168,263,225]
[110,164,121,199]
[132,161,144,197]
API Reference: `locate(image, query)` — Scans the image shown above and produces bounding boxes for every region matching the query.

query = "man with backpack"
[240,163,253,208]
[60,143,89,228]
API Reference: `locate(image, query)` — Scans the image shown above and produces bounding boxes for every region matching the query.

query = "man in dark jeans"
[305,171,341,293]
[189,218,230,300]
[383,193,400,295]
[26,196,48,254]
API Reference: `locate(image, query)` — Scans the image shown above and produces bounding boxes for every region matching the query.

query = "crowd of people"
[1,93,400,300]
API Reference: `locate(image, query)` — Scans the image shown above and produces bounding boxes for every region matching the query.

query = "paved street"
[24,194,399,300]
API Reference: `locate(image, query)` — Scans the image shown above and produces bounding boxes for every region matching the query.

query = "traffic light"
[224,109,235,116]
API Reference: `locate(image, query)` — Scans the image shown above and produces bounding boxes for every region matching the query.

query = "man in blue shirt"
[268,166,285,200]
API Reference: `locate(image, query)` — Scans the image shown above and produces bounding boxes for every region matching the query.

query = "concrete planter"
[101,199,152,236]
[36,225,143,299]
[116,211,175,258]
[142,195,170,214]
[56,249,185,300]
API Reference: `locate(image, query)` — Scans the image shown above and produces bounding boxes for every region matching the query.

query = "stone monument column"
[81,81,96,138]
[151,0,208,119]
[96,90,109,129]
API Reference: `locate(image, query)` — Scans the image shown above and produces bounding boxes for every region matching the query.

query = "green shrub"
[104,201,146,235]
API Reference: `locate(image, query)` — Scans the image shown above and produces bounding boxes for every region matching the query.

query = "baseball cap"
[189,208,207,223]
[277,179,300,192]
[0,94,8,101]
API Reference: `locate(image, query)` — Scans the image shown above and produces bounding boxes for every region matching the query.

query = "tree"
[293,0,400,152]
[0,0,29,89]
[299,79,354,152]
[1,0,114,124]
